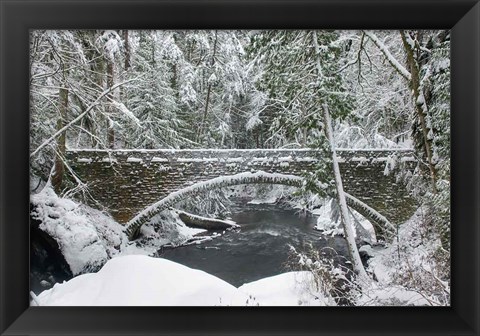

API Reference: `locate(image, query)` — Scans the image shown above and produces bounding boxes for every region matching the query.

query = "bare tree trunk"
[92,43,105,148]
[312,31,368,279]
[151,31,156,66]
[198,85,213,142]
[120,30,131,105]
[124,30,131,70]
[400,30,437,193]
[197,30,218,143]
[366,30,437,193]
[51,85,68,194]
[323,104,368,279]
[106,60,115,149]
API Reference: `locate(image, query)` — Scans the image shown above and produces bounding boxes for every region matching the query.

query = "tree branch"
[363,31,412,81]
[30,78,137,158]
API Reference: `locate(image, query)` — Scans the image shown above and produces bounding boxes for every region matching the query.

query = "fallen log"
[175,210,240,230]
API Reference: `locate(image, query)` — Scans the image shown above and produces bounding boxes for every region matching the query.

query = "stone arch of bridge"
[124,171,394,240]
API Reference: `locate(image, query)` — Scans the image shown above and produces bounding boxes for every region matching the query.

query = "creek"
[157,201,351,287]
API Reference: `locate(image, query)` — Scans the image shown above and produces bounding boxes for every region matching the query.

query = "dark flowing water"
[157,201,351,287]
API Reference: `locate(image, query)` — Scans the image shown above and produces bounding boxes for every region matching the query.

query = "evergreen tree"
[248,30,366,277]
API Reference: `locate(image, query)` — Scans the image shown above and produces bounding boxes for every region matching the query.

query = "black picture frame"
[1,0,479,335]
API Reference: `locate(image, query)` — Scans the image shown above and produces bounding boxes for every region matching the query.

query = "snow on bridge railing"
[67,147,413,153]
[66,148,415,165]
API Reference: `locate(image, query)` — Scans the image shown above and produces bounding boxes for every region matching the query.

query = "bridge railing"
[66,148,415,165]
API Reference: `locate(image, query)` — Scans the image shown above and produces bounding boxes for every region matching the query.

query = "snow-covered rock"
[359,244,375,258]
[30,188,208,274]
[313,199,376,244]
[31,187,127,275]
[120,210,206,256]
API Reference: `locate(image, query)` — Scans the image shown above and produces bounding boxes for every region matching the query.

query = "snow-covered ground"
[32,255,326,306]
[359,207,450,306]
[238,271,327,306]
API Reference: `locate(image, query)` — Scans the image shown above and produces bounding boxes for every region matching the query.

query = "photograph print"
[29,30,450,306]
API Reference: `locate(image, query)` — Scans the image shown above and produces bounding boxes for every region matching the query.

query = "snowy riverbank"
[32,255,324,306]
[32,253,431,307]
[30,184,372,282]
[32,255,322,306]
[30,186,207,290]
[31,186,444,306]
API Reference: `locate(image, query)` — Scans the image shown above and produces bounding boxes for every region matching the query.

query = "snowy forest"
[29,30,451,306]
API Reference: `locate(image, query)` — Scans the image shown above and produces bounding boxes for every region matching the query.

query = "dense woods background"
[30,30,451,305]
[30,29,451,241]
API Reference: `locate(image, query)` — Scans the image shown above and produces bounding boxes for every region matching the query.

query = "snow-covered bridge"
[66,148,417,237]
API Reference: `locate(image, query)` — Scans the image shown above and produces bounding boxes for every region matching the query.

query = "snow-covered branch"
[30,78,138,158]
[124,171,310,240]
[363,31,411,81]
[344,193,396,236]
